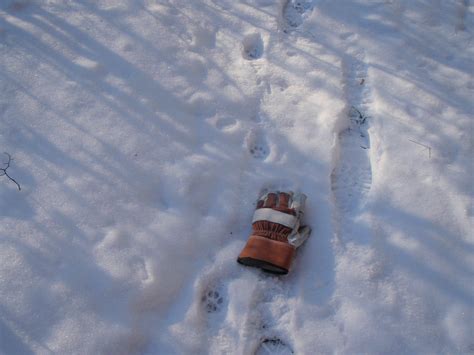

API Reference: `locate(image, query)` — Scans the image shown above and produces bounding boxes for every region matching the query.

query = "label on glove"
[252,208,297,229]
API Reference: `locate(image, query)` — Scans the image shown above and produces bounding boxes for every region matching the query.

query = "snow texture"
[0,0,473,354]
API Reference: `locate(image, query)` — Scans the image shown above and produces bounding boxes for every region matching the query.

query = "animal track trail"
[240,34,273,162]
[331,46,373,218]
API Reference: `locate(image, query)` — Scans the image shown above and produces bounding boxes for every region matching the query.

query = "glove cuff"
[237,235,295,275]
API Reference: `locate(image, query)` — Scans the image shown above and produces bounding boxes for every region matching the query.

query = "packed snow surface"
[0,0,473,354]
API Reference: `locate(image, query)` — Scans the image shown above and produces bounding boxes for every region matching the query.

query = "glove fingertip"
[264,192,277,208]
[278,192,290,209]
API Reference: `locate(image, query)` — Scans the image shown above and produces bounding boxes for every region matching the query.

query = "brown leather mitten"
[237,191,311,275]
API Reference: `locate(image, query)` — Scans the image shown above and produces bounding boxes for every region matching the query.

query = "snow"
[0,0,472,354]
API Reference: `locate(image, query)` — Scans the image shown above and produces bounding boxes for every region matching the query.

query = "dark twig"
[349,106,368,125]
[1,152,21,190]
[408,139,432,159]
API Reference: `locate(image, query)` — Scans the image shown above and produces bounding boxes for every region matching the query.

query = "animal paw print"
[249,144,269,159]
[242,33,264,60]
[202,288,224,313]
[246,129,270,160]
[256,337,294,354]
[282,0,314,29]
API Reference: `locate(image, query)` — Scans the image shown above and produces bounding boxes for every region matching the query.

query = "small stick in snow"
[1,152,21,190]
[350,106,367,125]
[408,139,432,159]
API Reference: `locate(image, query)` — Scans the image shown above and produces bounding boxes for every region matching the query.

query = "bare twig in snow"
[1,152,21,190]
[408,139,432,159]
[350,106,367,125]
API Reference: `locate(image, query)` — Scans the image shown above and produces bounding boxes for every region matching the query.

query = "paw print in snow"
[250,144,269,159]
[202,289,224,313]
[283,0,314,29]
[242,33,264,60]
[246,129,270,160]
[256,338,294,354]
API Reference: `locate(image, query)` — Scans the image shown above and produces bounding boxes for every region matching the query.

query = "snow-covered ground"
[0,0,472,353]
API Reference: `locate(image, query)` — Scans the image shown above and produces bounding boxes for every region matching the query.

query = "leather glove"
[237,191,311,275]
